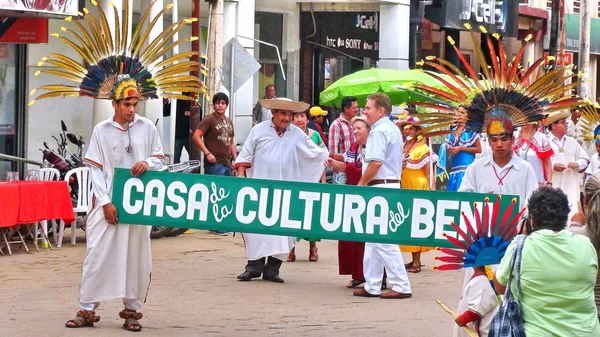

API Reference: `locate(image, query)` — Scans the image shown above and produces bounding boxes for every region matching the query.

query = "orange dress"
[400,141,433,254]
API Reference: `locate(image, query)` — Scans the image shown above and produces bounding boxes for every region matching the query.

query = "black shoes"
[237,271,260,281]
[262,275,284,283]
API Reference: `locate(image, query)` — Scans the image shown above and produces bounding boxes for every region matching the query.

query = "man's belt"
[367,179,401,187]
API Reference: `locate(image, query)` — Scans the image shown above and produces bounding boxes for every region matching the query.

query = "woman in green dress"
[287,108,327,262]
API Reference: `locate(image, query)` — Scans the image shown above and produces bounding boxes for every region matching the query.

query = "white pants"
[364,243,412,295]
[80,298,142,311]
[363,182,411,295]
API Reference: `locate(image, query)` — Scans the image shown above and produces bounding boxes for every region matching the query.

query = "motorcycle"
[150,160,201,239]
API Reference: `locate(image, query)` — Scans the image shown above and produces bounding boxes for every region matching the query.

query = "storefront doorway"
[0,43,26,178]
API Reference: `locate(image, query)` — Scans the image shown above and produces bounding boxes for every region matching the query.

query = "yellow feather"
[132,1,171,57]
[154,51,199,69]
[83,10,109,58]
[69,19,102,62]
[46,53,88,74]
[38,69,83,82]
[144,39,200,66]
[57,36,95,65]
[41,60,86,77]
[110,3,120,54]
[121,0,129,52]
[93,1,114,54]
[33,91,81,100]
[139,20,188,64]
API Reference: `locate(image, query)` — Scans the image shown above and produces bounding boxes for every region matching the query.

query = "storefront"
[300,11,380,110]
[0,1,78,177]
[563,13,600,100]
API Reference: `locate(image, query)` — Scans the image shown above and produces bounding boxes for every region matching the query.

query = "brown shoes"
[352,288,379,297]
[380,290,412,299]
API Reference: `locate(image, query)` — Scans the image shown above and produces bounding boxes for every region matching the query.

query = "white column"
[285,4,301,101]
[143,0,164,141]
[92,0,123,127]
[378,1,410,70]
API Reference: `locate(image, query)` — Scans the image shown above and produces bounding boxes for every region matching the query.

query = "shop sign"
[425,0,519,37]
[112,169,521,248]
[0,17,47,43]
[543,52,573,65]
[564,13,600,55]
[301,11,380,59]
[0,0,80,18]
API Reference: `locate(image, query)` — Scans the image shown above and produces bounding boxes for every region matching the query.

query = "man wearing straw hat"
[234,98,329,283]
[545,111,590,218]
[352,93,413,299]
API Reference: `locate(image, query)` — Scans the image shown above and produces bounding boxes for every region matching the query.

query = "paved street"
[0,231,463,337]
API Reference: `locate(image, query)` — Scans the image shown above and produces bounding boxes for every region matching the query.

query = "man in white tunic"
[352,93,412,299]
[546,111,590,218]
[26,3,202,331]
[235,98,328,283]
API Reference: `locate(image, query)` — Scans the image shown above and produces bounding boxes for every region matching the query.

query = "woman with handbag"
[493,187,600,336]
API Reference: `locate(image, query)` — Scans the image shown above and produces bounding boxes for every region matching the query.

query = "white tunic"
[453,274,499,337]
[81,114,164,304]
[235,121,328,261]
[548,133,590,218]
[458,154,538,211]
[513,132,553,185]
[586,153,600,176]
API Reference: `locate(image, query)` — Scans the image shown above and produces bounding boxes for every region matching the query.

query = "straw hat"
[543,111,571,126]
[395,115,423,130]
[259,98,310,113]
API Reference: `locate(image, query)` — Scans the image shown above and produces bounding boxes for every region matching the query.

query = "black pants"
[245,256,282,278]
[174,138,190,164]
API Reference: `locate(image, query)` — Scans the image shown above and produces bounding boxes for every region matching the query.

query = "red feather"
[414,84,464,103]
[519,57,547,86]
[436,256,465,263]
[473,202,484,237]
[408,102,458,113]
[444,233,469,250]
[497,37,509,85]
[482,199,490,237]
[501,208,528,241]
[423,70,468,100]
[507,40,529,84]
[461,211,479,241]
[497,198,517,236]
[451,44,484,92]
[423,61,472,93]
[437,248,465,258]
[450,221,474,244]
[485,34,500,84]
[433,264,464,271]
[491,195,502,235]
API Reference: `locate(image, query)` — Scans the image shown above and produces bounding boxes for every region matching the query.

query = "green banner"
[112,168,519,248]
[565,14,600,55]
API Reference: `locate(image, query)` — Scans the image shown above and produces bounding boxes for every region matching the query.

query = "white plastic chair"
[54,167,91,247]
[31,168,60,250]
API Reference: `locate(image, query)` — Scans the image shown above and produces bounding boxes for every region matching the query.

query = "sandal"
[346,279,366,288]
[287,248,296,262]
[309,247,318,262]
[407,265,422,273]
[119,308,143,332]
[65,310,101,328]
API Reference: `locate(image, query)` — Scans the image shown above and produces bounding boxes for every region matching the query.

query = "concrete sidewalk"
[0,231,463,337]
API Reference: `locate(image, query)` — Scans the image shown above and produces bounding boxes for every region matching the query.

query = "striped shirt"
[328,116,355,154]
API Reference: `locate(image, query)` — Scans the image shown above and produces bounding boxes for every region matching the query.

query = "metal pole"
[230,43,235,131]
[0,153,43,167]
[169,0,179,164]
[578,0,591,98]
[189,0,202,161]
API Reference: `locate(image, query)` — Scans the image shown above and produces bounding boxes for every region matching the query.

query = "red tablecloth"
[0,181,75,228]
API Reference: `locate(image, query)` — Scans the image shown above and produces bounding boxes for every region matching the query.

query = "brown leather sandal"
[287,247,296,262]
[309,247,319,262]
[65,310,101,328]
[119,309,143,332]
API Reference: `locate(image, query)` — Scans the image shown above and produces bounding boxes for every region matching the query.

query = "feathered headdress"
[433,195,526,271]
[29,0,208,104]
[410,24,584,137]
[579,101,600,144]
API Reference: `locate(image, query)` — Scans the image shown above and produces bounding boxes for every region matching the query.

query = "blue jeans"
[204,163,232,176]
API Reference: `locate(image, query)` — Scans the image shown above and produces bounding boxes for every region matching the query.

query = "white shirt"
[235,120,328,260]
[548,133,589,217]
[454,274,499,337]
[513,132,553,184]
[586,152,600,176]
[458,154,538,211]
[363,117,403,180]
[84,114,164,206]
